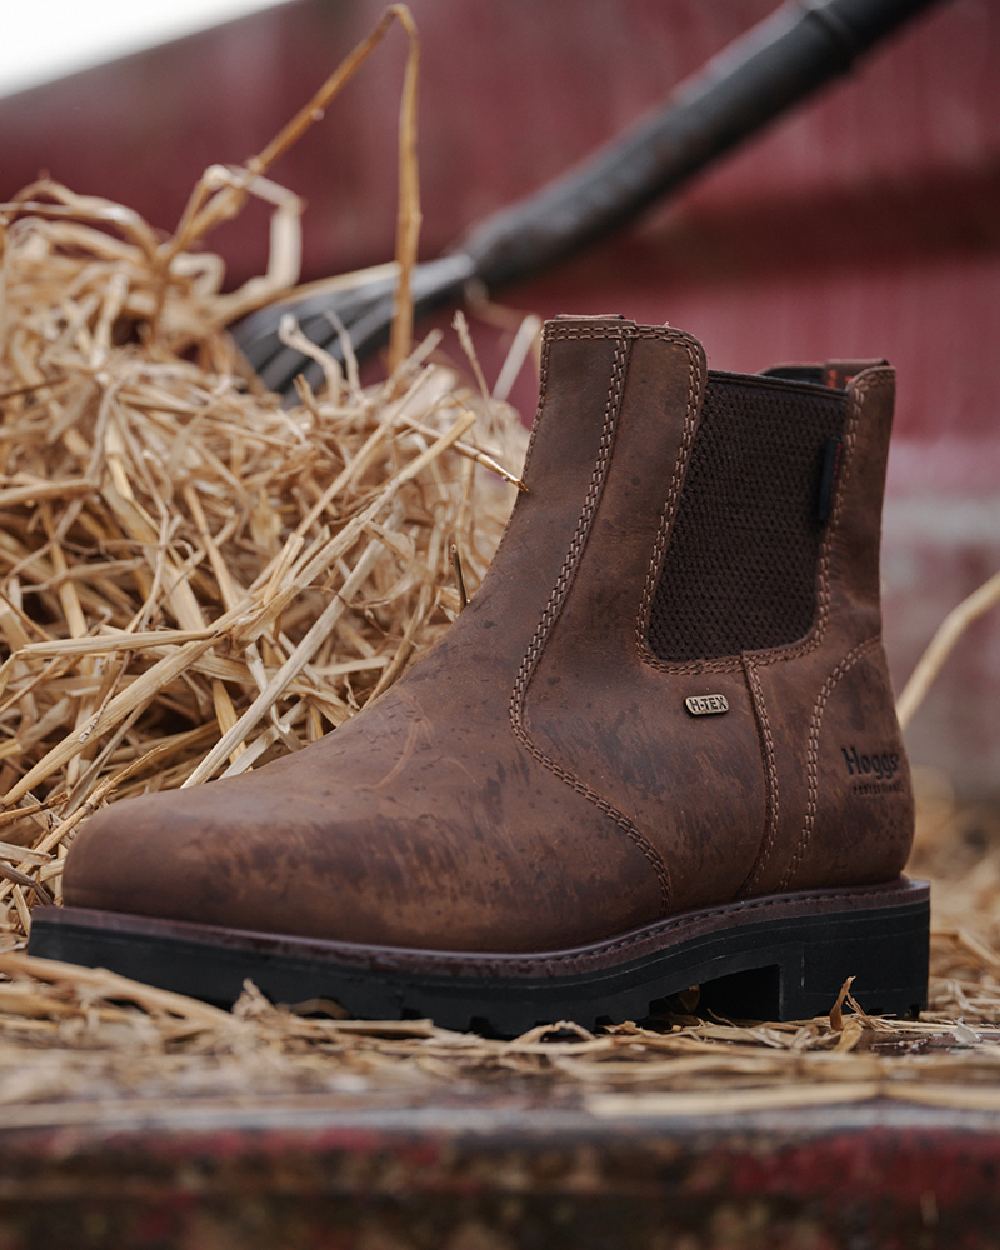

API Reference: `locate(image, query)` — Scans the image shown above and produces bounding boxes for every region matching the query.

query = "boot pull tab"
[815,359,886,523]
[760,359,887,390]
[817,436,843,525]
[758,359,885,524]
[821,359,888,390]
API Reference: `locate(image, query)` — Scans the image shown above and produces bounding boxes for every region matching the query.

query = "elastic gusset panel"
[647,374,848,662]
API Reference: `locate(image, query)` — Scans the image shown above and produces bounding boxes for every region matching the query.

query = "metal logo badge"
[684,694,729,717]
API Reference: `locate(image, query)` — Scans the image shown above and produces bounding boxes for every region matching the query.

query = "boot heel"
[697,888,930,1022]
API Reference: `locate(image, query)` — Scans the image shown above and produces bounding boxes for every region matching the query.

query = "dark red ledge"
[0,1095,996,1250]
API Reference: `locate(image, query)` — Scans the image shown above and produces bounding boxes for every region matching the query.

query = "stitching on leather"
[326,880,919,975]
[780,635,881,890]
[739,654,780,896]
[519,320,645,476]
[476,879,911,971]
[509,330,673,910]
[634,333,703,664]
[69,877,921,979]
[544,326,629,342]
[636,367,887,676]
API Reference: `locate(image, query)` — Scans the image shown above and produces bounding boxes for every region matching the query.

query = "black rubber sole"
[27,878,929,1036]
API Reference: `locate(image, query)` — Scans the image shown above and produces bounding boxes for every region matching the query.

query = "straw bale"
[0,175,525,864]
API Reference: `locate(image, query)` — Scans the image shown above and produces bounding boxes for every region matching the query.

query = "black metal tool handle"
[460,0,943,288]
[237,0,946,393]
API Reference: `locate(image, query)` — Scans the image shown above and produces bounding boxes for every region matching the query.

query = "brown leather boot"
[30,317,929,1032]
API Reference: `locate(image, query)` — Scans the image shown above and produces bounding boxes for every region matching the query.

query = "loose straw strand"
[388,5,421,374]
[897,569,1000,729]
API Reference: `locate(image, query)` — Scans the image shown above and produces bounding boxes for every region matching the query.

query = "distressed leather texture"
[63,318,914,952]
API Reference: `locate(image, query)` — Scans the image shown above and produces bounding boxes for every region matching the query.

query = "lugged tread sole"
[27,878,929,1036]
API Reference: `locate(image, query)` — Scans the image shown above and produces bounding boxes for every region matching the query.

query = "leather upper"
[63,318,914,952]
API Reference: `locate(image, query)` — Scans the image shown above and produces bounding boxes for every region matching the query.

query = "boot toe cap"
[63,790,216,920]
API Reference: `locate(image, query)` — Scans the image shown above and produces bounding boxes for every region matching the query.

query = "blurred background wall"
[1,0,997,797]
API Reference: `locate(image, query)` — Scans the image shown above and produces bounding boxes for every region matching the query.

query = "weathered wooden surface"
[1,1092,997,1250]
